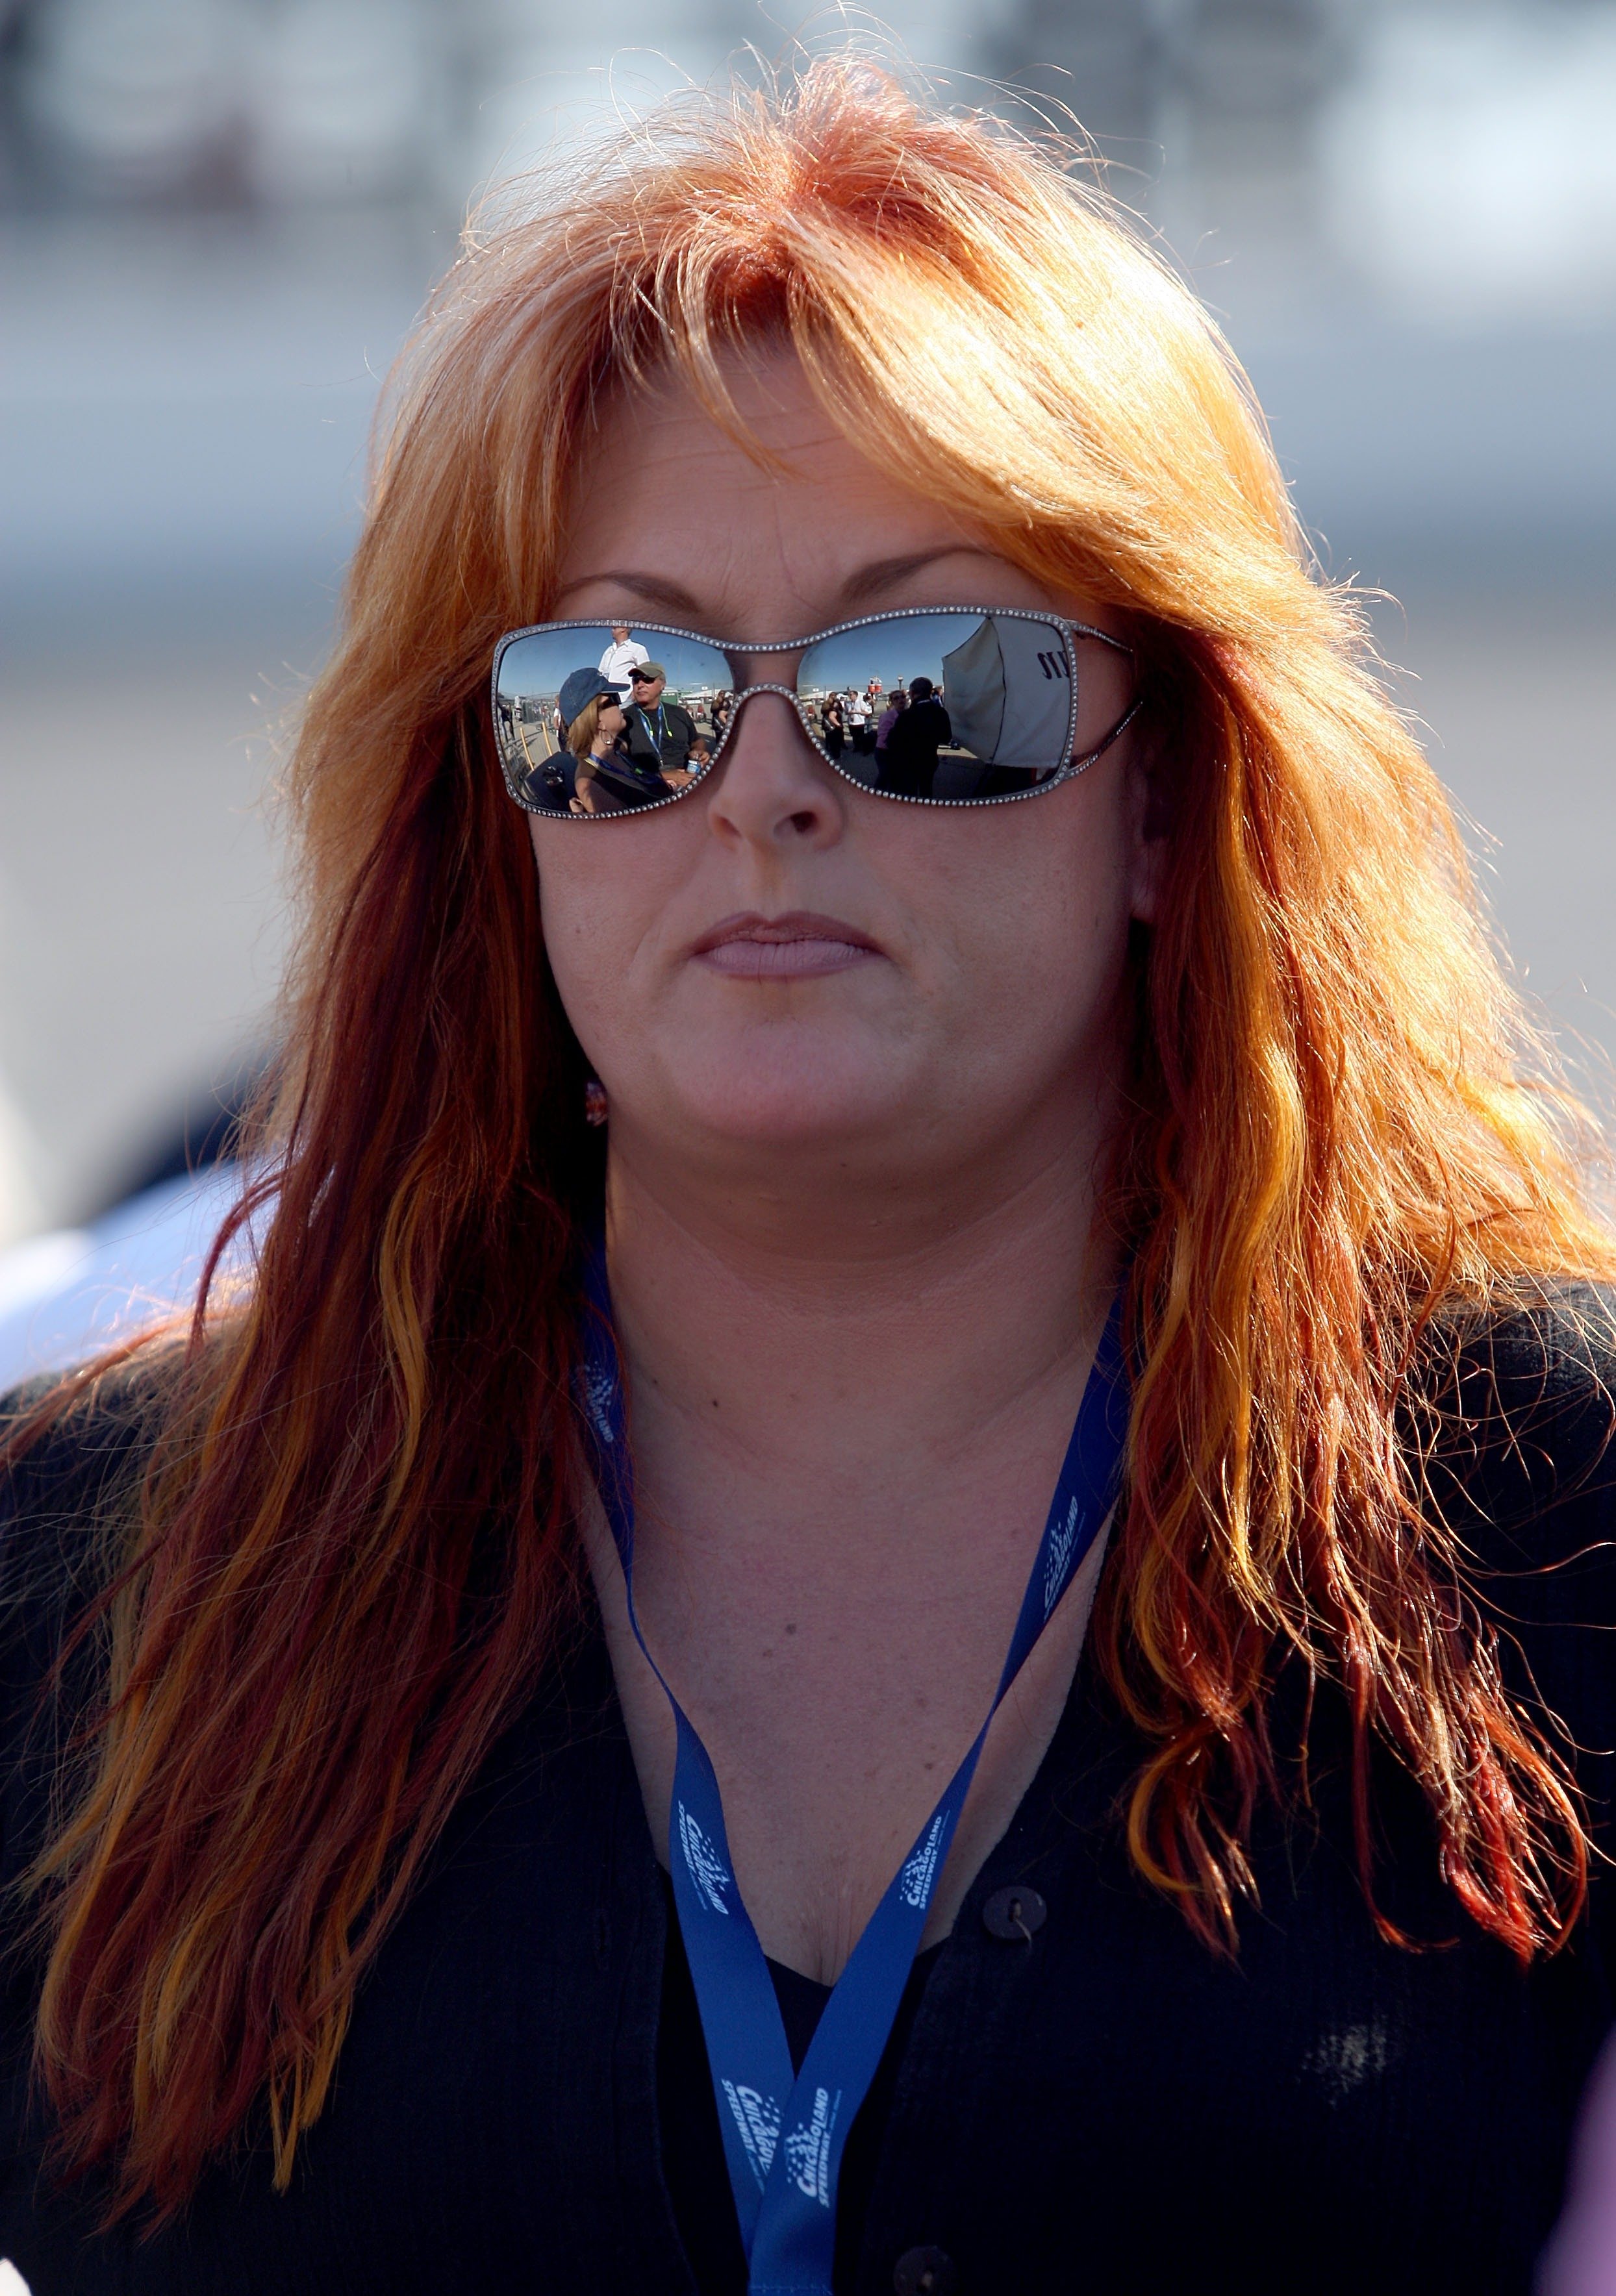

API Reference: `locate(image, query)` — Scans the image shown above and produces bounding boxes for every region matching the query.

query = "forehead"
[557,349,978,601]
[581,343,876,488]
[553,342,1129,645]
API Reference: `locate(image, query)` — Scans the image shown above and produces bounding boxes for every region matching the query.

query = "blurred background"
[1,0,1613,1247]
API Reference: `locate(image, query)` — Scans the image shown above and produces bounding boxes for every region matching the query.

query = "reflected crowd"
[530,638,959,817]
[511,632,970,814]
[491,606,1117,816]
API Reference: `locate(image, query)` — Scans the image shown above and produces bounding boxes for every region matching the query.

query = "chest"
[585,1500,1110,1981]
[628,704,685,754]
[3,1660,1600,2296]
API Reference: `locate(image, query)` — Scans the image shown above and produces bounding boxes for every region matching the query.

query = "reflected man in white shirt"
[597,624,650,700]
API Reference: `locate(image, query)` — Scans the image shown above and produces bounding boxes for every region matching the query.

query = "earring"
[584,1080,609,1127]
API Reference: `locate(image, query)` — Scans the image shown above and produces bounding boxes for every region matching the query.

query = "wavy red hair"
[8,58,1615,2223]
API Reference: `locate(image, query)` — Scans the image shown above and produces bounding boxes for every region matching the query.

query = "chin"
[682,1078,902,1153]
[663,1031,913,1153]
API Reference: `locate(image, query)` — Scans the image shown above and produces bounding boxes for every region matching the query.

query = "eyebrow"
[552,546,1016,634]
[572,572,707,618]
[833,548,1012,609]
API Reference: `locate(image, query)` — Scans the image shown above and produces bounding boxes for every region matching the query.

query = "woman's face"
[597,697,625,743]
[533,347,1163,1203]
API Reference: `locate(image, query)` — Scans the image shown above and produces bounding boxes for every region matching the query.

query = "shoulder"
[1415,1285,1616,1758]
[1420,1280,1616,1551]
[0,1359,174,1731]
[1,1359,170,1547]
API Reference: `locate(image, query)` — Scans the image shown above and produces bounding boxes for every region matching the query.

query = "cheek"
[916,783,1137,1016]
[527,821,669,1062]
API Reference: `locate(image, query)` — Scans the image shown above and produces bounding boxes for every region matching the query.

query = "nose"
[703,688,845,854]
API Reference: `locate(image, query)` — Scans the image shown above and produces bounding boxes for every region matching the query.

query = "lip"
[691,910,886,980]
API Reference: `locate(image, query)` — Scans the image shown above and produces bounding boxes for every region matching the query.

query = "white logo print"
[677,1803,733,1915]
[720,2082,781,2188]
[581,1364,618,1445]
[784,2086,843,2206]
[898,1812,946,1911]
[1042,1495,1080,1619]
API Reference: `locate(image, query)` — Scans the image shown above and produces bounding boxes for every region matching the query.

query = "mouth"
[691,910,885,981]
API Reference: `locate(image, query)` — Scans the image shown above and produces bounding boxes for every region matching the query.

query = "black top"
[659,1871,947,2293]
[623,699,703,774]
[574,741,670,811]
[3,1286,1616,2295]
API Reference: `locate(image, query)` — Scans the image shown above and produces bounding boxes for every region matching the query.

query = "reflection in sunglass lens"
[496,610,1134,818]
[493,625,733,816]
[798,612,1087,801]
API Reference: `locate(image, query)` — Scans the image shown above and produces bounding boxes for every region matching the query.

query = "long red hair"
[8,59,1614,2222]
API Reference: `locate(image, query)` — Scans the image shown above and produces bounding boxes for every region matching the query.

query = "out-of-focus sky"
[1,0,1613,1240]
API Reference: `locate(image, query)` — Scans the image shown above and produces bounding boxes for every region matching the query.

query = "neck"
[603,1097,1120,1488]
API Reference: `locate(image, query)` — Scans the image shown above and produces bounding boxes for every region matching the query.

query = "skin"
[533,345,1163,1982]
[588,695,626,755]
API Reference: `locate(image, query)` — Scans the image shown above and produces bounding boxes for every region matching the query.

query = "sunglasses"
[491,608,1141,819]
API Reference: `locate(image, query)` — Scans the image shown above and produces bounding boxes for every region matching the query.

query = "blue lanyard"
[633,701,668,753]
[578,1252,1128,2295]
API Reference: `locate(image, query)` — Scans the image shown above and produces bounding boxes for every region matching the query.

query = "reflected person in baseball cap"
[558,666,666,814]
[620,660,709,788]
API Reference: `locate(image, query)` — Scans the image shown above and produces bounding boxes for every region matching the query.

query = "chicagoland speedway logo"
[785,2086,843,2205]
[898,1812,946,1910]
[1042,1495,1080,1617]
[581,1363,618,1445]
[720,2082,780,2187]
[677,1803,733,1914]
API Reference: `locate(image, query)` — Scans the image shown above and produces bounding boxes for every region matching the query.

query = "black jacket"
[3,1289,1616,2294]
[879,699,953,799]
[883,697,952,762]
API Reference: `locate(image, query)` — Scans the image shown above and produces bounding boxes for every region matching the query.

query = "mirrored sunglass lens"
[798,612,1125,803]
[494,626,733,816]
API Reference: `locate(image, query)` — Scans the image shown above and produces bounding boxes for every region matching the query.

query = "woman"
[560,667,662,814]
[3,63,1615,2296]
[820,689,846,760]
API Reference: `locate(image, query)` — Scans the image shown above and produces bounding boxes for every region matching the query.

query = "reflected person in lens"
[561,665,701,816]
[621,660,709,785]
[4,59,1616,2296]
[599,621,651,701]
[879,673,952,799]
[555,666,640,814]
